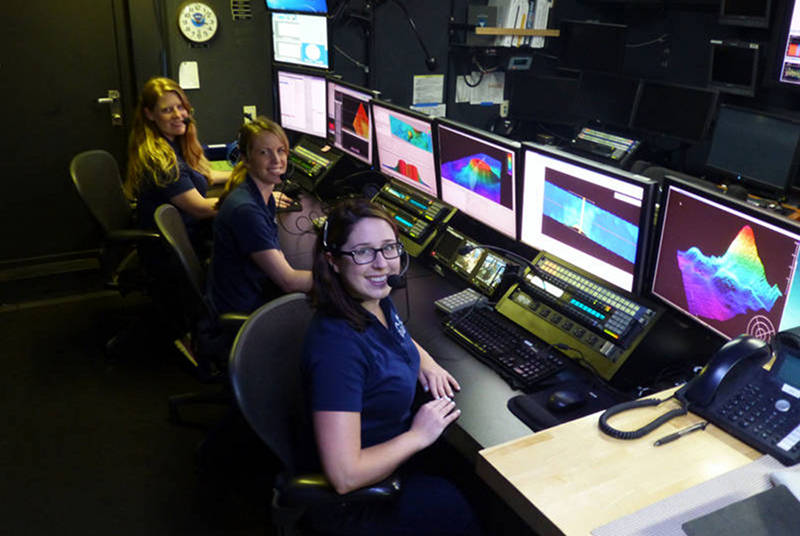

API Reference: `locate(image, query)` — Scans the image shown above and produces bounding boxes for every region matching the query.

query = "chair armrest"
[281,472,402,507]
[218,313,248,330]
[106,229,161,243]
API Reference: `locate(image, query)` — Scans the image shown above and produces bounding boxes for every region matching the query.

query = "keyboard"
[441,307,566,390]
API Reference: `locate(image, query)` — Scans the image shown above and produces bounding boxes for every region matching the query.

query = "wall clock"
[177,2,219,44]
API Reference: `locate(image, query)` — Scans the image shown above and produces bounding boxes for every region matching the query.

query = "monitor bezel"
[370,99,439,198]
[266,0,328,14]
[705,104,800,199]
[629,80,719,143]
[270,12,331,71]
[434,118,521,240]
[650,175,800,341]
[273,65,329,139]
[719,0,771,29]
[519,142,657,295]
[325,77,379,166]
[707,39,760,97]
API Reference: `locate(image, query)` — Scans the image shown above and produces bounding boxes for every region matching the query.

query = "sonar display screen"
[521,147,649,293]
[652,183,800,341]
[437,122,518,238]
[326,80,373,164]
[372,101,437,197]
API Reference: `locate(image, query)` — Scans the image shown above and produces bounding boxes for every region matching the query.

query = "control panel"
[287,136,343,193]
[495,252,661,380]
[429,226,514,297]
[372,180,455,257]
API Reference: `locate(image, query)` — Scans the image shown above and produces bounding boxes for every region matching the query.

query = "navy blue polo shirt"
[208,175,281,314]
[302,298,421,448]
[136,138,208,236]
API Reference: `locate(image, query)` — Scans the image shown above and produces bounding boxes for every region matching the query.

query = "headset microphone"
[387,251,409,289]
[182,116,193,126]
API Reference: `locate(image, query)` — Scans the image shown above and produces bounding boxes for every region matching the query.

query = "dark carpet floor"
[0,289,272,535]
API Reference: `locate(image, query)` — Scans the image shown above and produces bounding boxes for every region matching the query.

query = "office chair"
[69,150,160,352]
[228,293,401,536]
[153,204,247,424]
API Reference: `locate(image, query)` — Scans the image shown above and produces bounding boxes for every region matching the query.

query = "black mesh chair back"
[69,150,133,235]
[229,292,316,476]
[154,203,205,301]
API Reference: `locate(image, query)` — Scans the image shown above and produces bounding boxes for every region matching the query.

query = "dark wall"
[128,0,272,145]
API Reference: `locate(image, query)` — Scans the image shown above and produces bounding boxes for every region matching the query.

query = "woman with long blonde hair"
[124,77,228,251]
[207,117,311,315]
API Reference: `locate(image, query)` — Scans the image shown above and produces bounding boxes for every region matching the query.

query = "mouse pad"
[507,380,627,432]
[682,485,800,535]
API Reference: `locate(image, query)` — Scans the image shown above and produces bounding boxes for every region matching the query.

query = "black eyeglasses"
[337,242,404,265]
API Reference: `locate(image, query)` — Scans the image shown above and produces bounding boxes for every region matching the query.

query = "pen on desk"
[653,421,709,447]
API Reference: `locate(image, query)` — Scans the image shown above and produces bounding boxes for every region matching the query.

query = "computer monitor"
[508,73,581,126]
[266,0,327,13]
[559,20,628,73]
[630,81,718,142]
[779,0,800,86]
[574,72,641,127]
[371,100,437,198]
[520,144,656,293]
[436,120,519,239]
[275,68,327,138]
[271,13,329,70]
[326,78,375,165]
[708,40,760,97]
[720,0,771,28]
[651,178,800,341]
[706,105,800,198]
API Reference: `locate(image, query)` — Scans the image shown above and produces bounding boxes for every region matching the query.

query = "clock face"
[178,2,219,43]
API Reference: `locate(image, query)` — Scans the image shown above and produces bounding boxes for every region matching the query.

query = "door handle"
[97,89,123,126]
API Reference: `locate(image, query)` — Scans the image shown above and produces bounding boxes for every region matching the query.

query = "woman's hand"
[409,397,461,449]
[274,191,294,208]
[418,359,461,400]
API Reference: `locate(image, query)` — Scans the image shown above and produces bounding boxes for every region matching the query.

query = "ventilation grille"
[231,0,253,20]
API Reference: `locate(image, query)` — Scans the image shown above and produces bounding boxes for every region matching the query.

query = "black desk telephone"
[600,330,800,465]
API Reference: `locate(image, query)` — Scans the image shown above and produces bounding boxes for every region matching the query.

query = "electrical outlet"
[243,105,257,123]
[500,100,509,118]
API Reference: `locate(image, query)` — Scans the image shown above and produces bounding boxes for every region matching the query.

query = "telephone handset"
[678,335,771,408]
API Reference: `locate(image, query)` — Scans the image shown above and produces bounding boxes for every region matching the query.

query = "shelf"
[474,27,560,37]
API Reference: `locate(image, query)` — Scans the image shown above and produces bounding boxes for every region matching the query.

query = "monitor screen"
[651,180,800,341]
[708,40,760,96]
[326,79,374,164]
[266,0,327,13]
[437,120,519,239]
[560,20,628,73]
[779,0,800,85]
[520,145,654,293]
[271,13,329,70]
[706,105,800,196]
[508,74,581,126]
[276,69,327,138]
[630,81,718,142]
[720,0,771,28]
[372,100,437,197]
[575,72,640,127]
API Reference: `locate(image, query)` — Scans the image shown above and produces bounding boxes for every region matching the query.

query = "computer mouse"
[547,389,587,412]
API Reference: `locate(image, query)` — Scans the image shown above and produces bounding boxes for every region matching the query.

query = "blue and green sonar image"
[390,116,432,152]
[676,225,782,322]
[441,153,501,203]
[543,182,638,263]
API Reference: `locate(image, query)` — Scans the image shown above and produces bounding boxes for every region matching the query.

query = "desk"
[476,393,762,536]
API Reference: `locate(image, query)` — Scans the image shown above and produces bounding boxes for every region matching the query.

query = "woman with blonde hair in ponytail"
[207,117,312,316]
[124,77,229,252]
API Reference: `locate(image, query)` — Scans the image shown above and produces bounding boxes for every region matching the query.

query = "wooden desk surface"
[477,392,762,536]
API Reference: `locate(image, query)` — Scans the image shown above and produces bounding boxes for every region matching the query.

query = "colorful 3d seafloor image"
[389,116,433,152]
[352,103,370,138]
[676,225,782,322]
[441,153,502,203]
